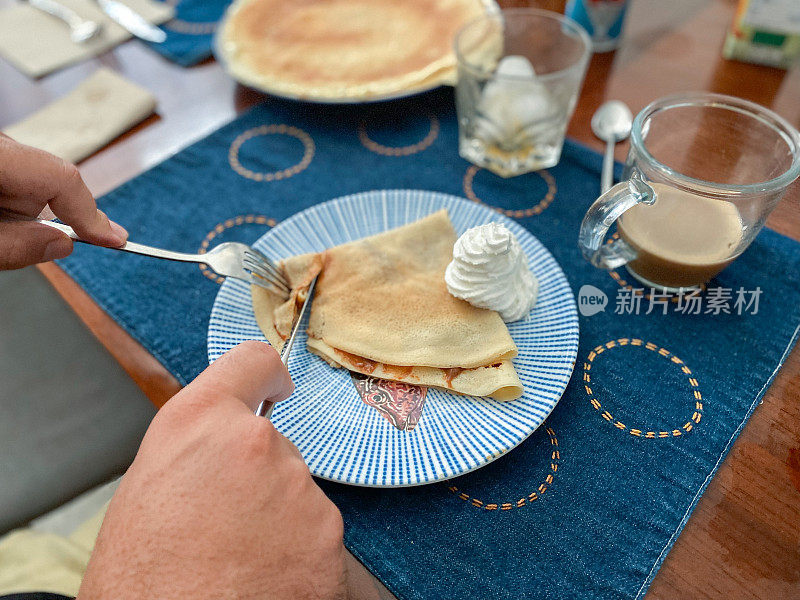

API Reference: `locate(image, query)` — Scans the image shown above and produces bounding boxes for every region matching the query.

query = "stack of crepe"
[216,0,490,101]
[252,210,523,400]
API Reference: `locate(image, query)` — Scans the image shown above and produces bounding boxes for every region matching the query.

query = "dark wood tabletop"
[1,0,798,598]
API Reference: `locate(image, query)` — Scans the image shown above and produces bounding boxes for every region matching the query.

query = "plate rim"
[207,189,579,486]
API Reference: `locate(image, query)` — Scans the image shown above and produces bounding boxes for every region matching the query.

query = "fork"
[36,217,310,421]
[28,0,103,43]
[34,219,289,294]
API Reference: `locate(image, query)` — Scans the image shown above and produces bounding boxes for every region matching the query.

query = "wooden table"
[1,0,798,597]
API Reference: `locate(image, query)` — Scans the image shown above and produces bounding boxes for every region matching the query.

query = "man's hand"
[0,134,127,270]
[78,341,356,600]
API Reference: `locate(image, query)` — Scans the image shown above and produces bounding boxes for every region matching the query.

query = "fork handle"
[36,219,205,264]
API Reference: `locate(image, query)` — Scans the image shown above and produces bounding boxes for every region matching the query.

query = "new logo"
[578,285,608,317]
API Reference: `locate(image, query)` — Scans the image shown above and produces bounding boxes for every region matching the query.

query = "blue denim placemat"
[58,89,800,599]
[149,0,231,66]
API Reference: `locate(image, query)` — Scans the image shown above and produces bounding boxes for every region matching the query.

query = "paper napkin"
[3,68,157,163]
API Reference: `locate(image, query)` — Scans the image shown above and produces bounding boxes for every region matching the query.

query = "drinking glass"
[454,8,591,177]
[578,93,800,291]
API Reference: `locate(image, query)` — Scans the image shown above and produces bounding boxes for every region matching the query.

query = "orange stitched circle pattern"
[358,115,439,156]
[463,166,556,218]
[584,338,703,438]
[198,214,278,284]
[447,427,559,511]
[229,125,315,182]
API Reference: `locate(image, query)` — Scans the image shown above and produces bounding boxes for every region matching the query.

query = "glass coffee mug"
[579,93,800,291]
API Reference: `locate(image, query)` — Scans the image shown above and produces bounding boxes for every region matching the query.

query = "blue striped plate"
[208,190,579,487]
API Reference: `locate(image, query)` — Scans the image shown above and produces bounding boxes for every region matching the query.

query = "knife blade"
[255,276,318,419]
[96,0,166,43]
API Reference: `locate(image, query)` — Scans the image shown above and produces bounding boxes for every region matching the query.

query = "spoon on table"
[28,0,102,43]
[591,100,633,194]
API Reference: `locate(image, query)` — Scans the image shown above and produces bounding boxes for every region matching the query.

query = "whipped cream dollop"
[445,223,538,322]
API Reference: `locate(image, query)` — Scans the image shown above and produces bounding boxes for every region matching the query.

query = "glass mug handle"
[578,177,656,269]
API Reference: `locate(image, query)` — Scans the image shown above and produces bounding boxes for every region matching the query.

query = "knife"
[255,276,318,419]
[96,0,166,43]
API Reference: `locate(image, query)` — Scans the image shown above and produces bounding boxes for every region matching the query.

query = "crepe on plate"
[252,210,523,400]
[216,0,489,101]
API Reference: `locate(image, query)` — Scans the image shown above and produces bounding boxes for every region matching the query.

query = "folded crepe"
[217,0,487,100]
[252,210,523,400]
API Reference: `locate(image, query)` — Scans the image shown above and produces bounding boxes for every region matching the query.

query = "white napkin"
[3,68,156,164]
[0,0,174,78]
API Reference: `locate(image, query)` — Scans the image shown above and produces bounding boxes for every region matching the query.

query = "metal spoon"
[28,0,102,43]
[591,100,633,193]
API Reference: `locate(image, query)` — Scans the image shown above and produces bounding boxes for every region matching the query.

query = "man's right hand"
[78,341,357,599]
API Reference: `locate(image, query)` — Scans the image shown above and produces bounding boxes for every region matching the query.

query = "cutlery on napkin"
[96,0,166,43]
[2,68,156,164]
[0,0,174,78]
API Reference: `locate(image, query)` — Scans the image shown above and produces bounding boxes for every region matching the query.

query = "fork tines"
[243,248,290,294]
